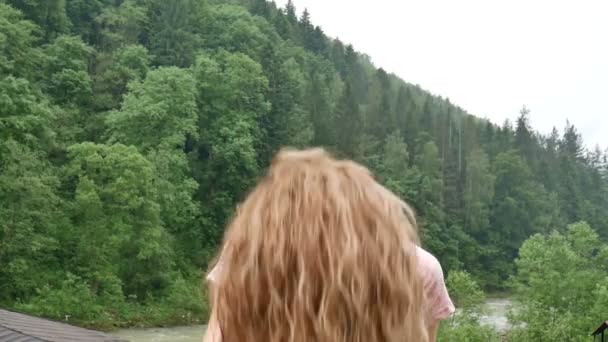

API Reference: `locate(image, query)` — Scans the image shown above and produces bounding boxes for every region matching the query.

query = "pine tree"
[395,85,413,139]
[365,68,393,140]
[7,0,70,42]
[560,120,585,160]
[148,0,203,67]
[330,39,347,78]
[334,82,362,157]
[250,0,270,18]
[515,106,537,166]
[285,0,297,24]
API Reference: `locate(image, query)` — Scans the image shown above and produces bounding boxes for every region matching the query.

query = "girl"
[204,148,454,342]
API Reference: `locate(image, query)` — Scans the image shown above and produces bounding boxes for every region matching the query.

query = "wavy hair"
[210,148,427,342]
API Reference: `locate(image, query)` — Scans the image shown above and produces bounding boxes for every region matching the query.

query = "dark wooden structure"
[0,308,127,342]
[593,321,608,342]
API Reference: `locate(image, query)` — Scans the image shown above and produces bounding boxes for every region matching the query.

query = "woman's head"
[212,148,427,342]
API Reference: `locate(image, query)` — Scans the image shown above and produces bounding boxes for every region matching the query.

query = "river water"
[113,325,206,342]
[479,297,512,332]
[112,298,513,341]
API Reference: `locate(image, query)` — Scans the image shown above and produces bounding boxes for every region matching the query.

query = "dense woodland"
[1,0,607,336]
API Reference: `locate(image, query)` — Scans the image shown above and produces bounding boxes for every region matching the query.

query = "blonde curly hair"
[210,148,428,342]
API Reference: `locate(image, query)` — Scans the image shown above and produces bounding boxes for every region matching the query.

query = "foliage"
[65,143,175,300]
[438,271,499,342]
[41,35,94,106]
[0,141,63,301]
[15,273,207,330]
[508,222,608,341]
[0,3,42,79]
[446,271,485,313]
[438,318,500,342]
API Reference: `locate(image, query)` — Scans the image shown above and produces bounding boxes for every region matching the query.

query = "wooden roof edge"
[0,325,47,342]
[591,321,608,336]
[0,307,127,342]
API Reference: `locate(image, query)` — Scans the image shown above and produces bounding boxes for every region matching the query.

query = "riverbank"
[114,325,207,342]
[4,275,210,332]
[480,297,513,332]
[112,297,514,341]
[6,301,207,332]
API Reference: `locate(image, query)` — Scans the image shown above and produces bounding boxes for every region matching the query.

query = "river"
[113,298,513,341]
[113,325,206,342]
[479,297,512,332]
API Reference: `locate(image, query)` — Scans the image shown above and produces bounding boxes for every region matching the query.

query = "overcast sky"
[275,0,608,150]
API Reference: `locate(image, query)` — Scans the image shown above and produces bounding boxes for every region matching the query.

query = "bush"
[438,271,500,342]
[438,316,501,342]
[109,274,208,328]
[13,272,210,330]
[507,222,608,341]
[15,273,107,325]
[446,271,485,313]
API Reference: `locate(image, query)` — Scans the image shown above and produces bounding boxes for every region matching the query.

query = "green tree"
[365,68,393,140]
[248,0,270,18]
[380,131,415,200]
[413,140,456,268]
[65,143,175,300]
[0,141,63,302]
[65,0,105,44]
[107,67,200,263]
[343,44,368,100]
[395,85,415,141]
[538,126,561,192]
[0,76,54,148]
[463,148,495,235]
[257,44,309,161]
[488,150,557,284]
[0,3,42,79]
[107,67,198,150]
[334,82,362,157]
[285,0,297,24]
[416,140,442,181]
[303,56,340,147]
[201,4,274,60]
[7,0,70,42]
[42,35,94,106]
[192,51,269,246]
[95,0,148,51]
[509,222,608,341]
[299,8,312,46]
[514,106,538,168]
[446,271,485,312]
[560,120,585,160]
[438,271,499,342]
[149,0,204,67]
[280,59,314,148]
[93,44,151,111]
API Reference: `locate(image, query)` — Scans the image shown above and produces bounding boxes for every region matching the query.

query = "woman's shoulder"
[415,246,455,320]
[415,246,445,281]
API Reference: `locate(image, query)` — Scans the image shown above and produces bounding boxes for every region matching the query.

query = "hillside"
[1,0,607,330]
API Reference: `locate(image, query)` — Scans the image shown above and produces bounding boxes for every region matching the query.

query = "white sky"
[274,0,608,150]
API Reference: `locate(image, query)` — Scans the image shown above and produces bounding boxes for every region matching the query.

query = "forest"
[0,0,607,339]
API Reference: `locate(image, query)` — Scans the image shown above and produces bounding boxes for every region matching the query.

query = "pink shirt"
[415,246,456,321]
[207,246,454,323]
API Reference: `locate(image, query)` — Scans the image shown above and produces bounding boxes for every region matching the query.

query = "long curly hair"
[210,148,428,342]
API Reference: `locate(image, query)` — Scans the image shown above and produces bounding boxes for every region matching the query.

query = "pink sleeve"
[207,264,220,283]
[207,254,225,284]
[417,247,455,322]
[207,246,228,284]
